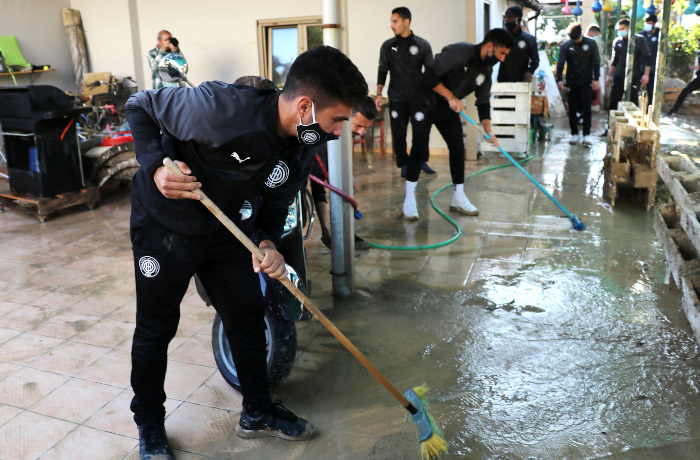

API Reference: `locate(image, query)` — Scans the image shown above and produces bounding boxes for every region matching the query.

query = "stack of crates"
[479,82,531,154]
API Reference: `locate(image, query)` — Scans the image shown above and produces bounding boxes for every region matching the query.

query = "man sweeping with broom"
[125,46,368,459]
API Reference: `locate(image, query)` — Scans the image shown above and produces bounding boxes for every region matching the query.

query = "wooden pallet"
[657,153,700,254]
[603,100,660,209]
[0,187,100,222]
[480,82,531,154]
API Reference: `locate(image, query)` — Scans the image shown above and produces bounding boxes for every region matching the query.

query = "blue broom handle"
[459,110,574,220]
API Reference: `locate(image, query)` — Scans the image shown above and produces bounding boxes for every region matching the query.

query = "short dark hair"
[392,7,411,22]
[586,24,600,34]
[646,13,657,22]
[618,19,630,27]
[352,96,378,121]
[568,23,582,36]
[483,28,516,49]
[282,46,368,111]
[505,6,523,20]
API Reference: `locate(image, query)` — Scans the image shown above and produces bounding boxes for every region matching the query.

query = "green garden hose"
[367,156,535,251]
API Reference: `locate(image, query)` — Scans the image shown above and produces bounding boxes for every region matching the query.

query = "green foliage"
[667,23,700,81]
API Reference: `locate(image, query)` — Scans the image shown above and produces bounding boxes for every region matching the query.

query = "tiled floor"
[0,113,699,459]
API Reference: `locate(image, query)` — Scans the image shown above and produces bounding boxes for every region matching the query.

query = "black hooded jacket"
[377,33,433,104]
[556,37,601,86]
[497,29,539,82]
[415,42,493,121]
[611,34,651,79]
[125,82,317,246]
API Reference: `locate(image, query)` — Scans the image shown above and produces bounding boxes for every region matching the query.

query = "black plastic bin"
[0,86,91,197]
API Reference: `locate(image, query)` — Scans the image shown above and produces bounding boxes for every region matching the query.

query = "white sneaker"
[569,134,580,145]
[450,192,479,216]
[581,135,592,146]
[403,194,419,221]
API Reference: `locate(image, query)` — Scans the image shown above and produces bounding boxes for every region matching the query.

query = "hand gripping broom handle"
[162,158,417,413]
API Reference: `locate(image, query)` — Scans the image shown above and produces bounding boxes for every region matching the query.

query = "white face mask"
[644,23,653,32]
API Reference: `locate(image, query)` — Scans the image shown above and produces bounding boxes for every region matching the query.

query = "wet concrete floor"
[0,112,699,459]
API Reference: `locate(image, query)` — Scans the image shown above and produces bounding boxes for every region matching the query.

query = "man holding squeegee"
[403,28,515,221]
[125,46,367,460]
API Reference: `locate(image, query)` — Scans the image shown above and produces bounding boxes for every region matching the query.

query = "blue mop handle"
[459,110,575,220]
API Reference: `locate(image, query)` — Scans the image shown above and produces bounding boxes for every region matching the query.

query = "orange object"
[60,119,74,141]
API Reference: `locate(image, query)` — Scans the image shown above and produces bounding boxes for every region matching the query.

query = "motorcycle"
[158,54,316,391]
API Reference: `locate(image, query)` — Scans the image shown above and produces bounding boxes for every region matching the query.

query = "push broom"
[459,110,586,231]
[162,158,448,460]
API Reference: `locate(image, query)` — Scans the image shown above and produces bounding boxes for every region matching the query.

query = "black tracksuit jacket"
[377,33,433,104]
[642,29,660,70]
[416,42,493,121]
[125,82,317,247]
[611,35,651,79]
[497,29,539,82]
[556,37,601,86]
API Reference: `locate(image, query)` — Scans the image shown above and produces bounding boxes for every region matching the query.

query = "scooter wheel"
[212,311,297,392]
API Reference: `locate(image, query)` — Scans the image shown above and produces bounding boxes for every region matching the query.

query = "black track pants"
[567,84,592,136]
[406,103,465,184]
[129,217,270,425]
[609,74,640,112]
[670,76,700,114]
[389,101,411,168]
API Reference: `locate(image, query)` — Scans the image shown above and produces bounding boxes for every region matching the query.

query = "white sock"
[406,181,417,196]
[453,183,464,196]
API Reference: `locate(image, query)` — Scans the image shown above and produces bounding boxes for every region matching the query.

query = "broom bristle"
[413,385,448,459]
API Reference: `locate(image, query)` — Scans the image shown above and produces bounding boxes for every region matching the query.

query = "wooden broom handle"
[161,158,412,409]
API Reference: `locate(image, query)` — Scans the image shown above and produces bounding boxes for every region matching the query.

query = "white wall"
[0,0,76,91]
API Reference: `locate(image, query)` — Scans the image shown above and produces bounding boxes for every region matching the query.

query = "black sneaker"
[354,234,370,250]
[421,163,437,175]
[236,401,316,441]
[138,421,174,460]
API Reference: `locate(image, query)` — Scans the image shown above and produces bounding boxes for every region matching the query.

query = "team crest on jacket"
[266,161,290,188]
[409,45,419,55]
[391,110,398,118]
[475,74,486,86]
[651,37,657,41]
[518,40,526,49]
[583,44,590,51]
[414,111,425,121]
[139,256,160,278]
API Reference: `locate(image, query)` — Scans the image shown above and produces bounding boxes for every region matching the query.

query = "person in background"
[497,6,539,83]
[311,97,377,250]
[557,23,600,147]
[403,29,515,221]
[666,39,700,116]
[641,14,660,107]
[376,6,436,179]
[606,19,651,111]
[147,30,184,89]
[585,24,605,62]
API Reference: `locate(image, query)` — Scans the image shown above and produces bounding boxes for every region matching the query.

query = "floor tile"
[30,311,101,339]
[186,371,243,412]
[29,378,122,423]
[168,333,216,368]
[0,333,64,365]
[0,411,76,460]
[0,403,22,427]
[178,306,217,333]
[0,304,59,332]
[30,341,111,376]
[76,349,132,388]
[0,300,22,317]
[71,318,134,348]
[0,326,22,345]
[165,402,239,456]
[0,367,69,408]
[164,361,216,401]
[38,425,137,460]
[106,300,136,323]
[66,293,132,317]
[478,235,528,262]
[28,290,89,311]
[0,362,21,381]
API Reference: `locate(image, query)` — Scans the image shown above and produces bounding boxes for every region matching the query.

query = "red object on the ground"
[100,131,133,146]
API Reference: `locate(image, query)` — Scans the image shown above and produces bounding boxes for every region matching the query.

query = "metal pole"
[623,0,638,101]
[616,0,622,24]
[323,0,354,298]
[651,0,672,124]
[602,11,608,57]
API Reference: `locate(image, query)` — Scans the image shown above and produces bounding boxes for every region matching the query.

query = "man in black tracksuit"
[642,14,660,107]
[402,28,515,221]
[125,46,367,460]
[376,6,435,177]
[497,6,539,83]
[607,19,651,111]
[557,23,600,146]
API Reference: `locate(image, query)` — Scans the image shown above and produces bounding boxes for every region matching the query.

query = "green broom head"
[404,385,448,460]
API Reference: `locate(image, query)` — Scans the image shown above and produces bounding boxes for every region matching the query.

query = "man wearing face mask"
[642,14,660,108]
[402,28,515,220]
[497,6,539,83]
[124,46,367,460]
[557,23,600,146]
[606,19,651,112]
